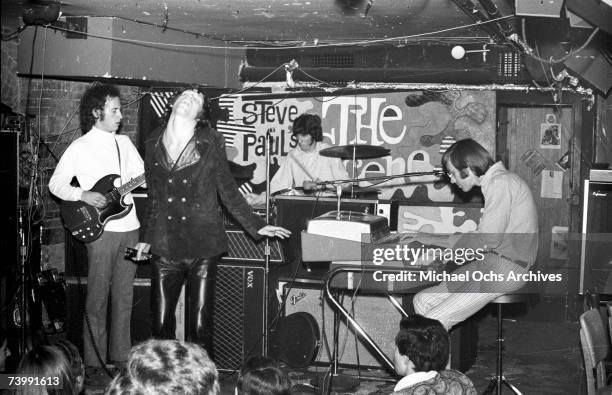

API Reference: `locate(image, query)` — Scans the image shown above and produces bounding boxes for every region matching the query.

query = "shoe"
[84,366,113,387]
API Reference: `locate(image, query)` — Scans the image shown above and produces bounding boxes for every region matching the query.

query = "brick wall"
[1,25,21,112]
[18,78,143,272]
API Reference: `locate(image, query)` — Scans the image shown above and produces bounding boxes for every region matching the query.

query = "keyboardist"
[245,113,349,206]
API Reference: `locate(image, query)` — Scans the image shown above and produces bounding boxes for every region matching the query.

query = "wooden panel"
[504,106,573,276]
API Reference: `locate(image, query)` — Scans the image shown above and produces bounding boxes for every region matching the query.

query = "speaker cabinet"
[580,177,612,294]
[282,283,401,369]
[213,263,266,371]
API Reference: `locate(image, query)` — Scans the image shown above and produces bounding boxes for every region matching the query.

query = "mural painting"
[214,89,495,202]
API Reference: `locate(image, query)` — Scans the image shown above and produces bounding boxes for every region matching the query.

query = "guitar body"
[60,174,133,243]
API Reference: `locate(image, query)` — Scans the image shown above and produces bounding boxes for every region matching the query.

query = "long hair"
[53,340,84,394]
[291,113,323,142]
[236,356,291,395]
[395,315,449,372]
[14,345,77,395]
[163,87,210,128]
[79,84,121,134]
[441,138,494,179]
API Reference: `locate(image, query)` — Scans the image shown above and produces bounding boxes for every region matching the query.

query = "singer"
[135,87,290,354]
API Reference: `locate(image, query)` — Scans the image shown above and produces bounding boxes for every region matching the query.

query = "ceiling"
[3,0,517,43]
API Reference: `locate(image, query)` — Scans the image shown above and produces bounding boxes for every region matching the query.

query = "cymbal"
[319,144,390,159]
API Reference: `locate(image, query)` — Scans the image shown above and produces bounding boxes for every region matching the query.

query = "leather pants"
[151,255,218,355]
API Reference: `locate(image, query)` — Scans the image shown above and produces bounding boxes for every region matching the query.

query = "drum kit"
[271,144,391,198]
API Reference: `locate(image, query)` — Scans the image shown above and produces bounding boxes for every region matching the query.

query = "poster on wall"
[539,123,561,149]
[216,90,496,202]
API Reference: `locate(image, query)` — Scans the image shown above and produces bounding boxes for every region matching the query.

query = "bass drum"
[269,312,320,368]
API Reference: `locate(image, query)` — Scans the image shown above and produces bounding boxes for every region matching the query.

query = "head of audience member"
[0,327,10,372]
[441,138,495,192]
[291,113,323,152]
[14,345,77,395]
[105,339,219,395]
[166,87,209,126]
[235,355,291,395]
[53,339,84,394]
[393,315,449,377]
[79,84,122,134]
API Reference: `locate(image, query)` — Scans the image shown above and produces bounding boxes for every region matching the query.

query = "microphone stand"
[315,170,441,220]
[263,130,272,354]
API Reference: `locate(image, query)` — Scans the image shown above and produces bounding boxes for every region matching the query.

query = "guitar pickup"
[78,206,92,221]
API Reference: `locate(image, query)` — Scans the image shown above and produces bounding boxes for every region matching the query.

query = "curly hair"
[106,339,219,395]
[291,113,323,142]
[441,138,494,179]
[236,356,290,395]
[395,315,449,372]
[79,84,121,134]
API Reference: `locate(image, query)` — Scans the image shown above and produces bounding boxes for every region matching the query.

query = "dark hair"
[291,113,323,142]
[79,84,121,134]
[236,356,291,395]
[164,87,210,127]
[395,315,449,372]
[441,138,494,179]
[14,345,77,395]
[106,339,219,395]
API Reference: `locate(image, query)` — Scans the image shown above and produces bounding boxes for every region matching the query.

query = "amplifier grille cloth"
[213,266,245,370]
[225,230,283,262]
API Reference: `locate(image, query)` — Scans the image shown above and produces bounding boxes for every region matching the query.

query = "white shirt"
[270,142,349,195]
[48,126,145,232]
[394,371,438,392]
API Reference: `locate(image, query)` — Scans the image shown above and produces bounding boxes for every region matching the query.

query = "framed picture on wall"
[540,123,561,149]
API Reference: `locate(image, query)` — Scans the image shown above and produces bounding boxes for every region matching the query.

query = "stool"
[482,293,529,395]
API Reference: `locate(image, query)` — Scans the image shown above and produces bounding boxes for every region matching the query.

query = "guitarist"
[48,84,144,386]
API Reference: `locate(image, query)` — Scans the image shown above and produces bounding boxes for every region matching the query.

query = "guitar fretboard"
[105,174,146,200]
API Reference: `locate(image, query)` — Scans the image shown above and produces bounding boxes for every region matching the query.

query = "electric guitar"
[60,173,145,243]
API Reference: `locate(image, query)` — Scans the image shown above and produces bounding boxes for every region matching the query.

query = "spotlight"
[451,45,490,61]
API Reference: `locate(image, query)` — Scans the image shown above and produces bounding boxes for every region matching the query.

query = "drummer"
[245,113,349,204]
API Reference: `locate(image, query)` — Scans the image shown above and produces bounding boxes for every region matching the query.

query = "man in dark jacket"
[136,88,289,353]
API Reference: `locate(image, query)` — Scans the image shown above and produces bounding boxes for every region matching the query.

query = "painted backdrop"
[216,89,495,202]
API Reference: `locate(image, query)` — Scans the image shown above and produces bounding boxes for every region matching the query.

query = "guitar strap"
[114,137,122,182]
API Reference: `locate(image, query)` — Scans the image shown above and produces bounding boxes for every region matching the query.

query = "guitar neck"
[116,174,146,196]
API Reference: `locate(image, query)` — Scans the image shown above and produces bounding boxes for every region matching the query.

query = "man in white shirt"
[245,113,349,205]
[49,84,144,385]
[413,138,538,330]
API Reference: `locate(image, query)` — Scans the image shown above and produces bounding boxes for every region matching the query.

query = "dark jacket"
[142,124,266,260]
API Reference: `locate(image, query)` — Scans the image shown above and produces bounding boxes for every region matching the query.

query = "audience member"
[105,339,219,395]
[235,355,291,395]
[392,315,476,394]
[10,345,78,395]
[53,339,85,394]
